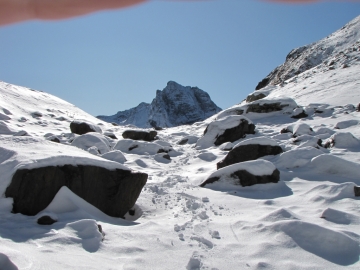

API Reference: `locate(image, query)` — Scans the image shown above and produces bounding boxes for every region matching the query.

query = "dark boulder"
[212,119,255,146]
[355,186,360,197]
[356,103,360,112]
[70,120,102,135]
[201,167,280,187]
[217,144,283,169]
[5,165,147,218]
[37,215,57,225]
[122,130,157,142]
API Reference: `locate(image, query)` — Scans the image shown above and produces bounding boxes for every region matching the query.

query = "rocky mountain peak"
[97,81,221,128]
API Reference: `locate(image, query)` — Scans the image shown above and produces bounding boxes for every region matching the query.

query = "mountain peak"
[98,82,221,128]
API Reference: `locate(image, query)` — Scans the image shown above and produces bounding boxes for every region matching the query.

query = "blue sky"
[0,0,359,116]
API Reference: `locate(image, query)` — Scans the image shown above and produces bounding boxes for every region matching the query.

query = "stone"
[355,186,360,197]
[291,110,308,119]
[70,120,102,135]
[5,165,147,218]
[37,215,57,225]
[217,144,283,169]
[122,130,157,142]
[200,168,280,187]
[356,103,360,112]
[177,138,189,145]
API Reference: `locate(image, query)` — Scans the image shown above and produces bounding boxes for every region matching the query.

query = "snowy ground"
[1,19,360,270]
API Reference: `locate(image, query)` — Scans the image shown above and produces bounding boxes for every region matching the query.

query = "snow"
[233,136,279,148]
[207,159,277,179]
[1,16,360,270]
[71,132,111,154]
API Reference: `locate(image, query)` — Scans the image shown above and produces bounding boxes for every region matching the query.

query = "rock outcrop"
[97,81,222,128]
[6,165,147,218]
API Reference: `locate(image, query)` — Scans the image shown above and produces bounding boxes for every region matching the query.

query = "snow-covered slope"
[1,16,360,270]
[255,15,360,90]
[97,81,222,128]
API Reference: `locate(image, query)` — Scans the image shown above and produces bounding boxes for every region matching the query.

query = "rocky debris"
[196,116,255,149]
[324,132,360,148]
[71,132,111,155]
[201,160,280,187]
[217,137,283,169]
[37,215,57,225]
[70,120,102,135]
[6,165,147,218]
[98,81,222,128]
[122,130,157,142]
[355,186,360,197]
[246,93,266,103]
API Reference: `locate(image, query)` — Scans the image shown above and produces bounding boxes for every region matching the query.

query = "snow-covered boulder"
[291,107,308,119]
[113,139,168,155]
[70,120,102,135]
[196,115,255,149]
[324,132,360,149]
[71,132,111,154]
[292,134,323,149]
[217,137,283,169]
[1,137,148,218]
[100,150,127,164]
[283,123,314,137]
[218,97,297,120]
[334,120,358,129]
[201,160,280,187]
[122,129,157,142]
[275,147,323,169]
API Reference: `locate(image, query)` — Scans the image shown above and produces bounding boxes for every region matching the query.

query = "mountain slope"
[97,81,222,128]
[255,15,360,90]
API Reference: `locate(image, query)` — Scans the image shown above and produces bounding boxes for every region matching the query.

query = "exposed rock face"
[97,81,222,128]
[122,130,157,142]
[255,16,360,90]
[5,165,147,218]
[70,120,102,135]
[217,144,283,169]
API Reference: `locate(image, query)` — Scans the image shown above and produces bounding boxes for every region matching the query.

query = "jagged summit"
[255,15,360,90]
[98,81,222,128]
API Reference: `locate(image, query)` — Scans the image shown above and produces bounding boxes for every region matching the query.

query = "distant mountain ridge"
[97,81,222,128]
[255,15,360,90]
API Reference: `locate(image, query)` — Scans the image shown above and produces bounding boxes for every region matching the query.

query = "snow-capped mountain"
[97,81,222,128]
[0,16,360,270]
[255,15,360,90]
